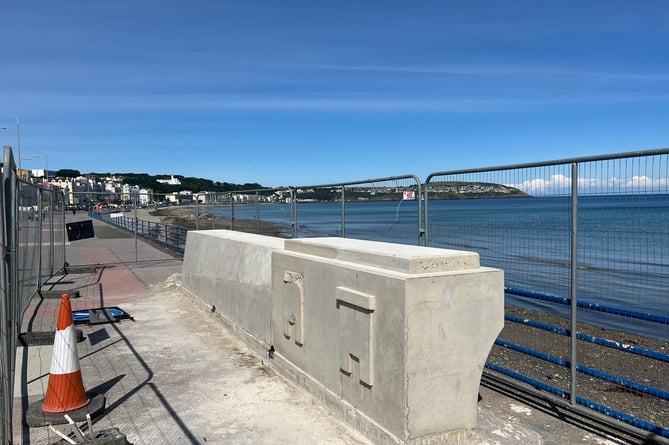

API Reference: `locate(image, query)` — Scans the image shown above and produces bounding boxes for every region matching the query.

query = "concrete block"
[181,230,284,344]
[285,237,480,273]
[182,233,504,445]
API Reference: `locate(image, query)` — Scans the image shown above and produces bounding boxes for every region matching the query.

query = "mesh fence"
[293,176,422,245]
[17,180,42,312]
[227,189,293,236]
[1,146,66,444]
[197,178,423,244]
[51,191,66,276]
[426,151,669,434]
[573,155,669,431]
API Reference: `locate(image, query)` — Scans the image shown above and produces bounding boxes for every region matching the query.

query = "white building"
[49,178,74,205]
[157,175,181,186]
[139,188,153,205]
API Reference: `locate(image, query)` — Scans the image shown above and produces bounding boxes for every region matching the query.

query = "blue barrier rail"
[90,211,188,253]
[497,289,669,439]
[506,287,669,325]
[504,314,669,363]
[485,362,669,439]
[494,338,669,401]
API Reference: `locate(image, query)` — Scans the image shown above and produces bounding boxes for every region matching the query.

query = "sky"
[2,1,669,187]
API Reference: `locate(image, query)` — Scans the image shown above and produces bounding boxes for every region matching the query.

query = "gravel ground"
[143,205,286,237]
[488,305,669,432]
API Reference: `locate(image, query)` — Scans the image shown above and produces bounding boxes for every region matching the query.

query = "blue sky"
[2,1,668,187]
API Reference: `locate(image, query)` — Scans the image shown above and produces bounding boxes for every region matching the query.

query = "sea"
[215,194,669,341]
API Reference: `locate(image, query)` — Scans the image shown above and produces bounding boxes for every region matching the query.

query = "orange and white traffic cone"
[41,293,91,413]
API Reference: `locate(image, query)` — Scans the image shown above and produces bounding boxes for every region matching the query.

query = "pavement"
[10,214,654,444]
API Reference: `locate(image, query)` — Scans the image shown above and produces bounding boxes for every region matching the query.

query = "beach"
[135,205,286,237]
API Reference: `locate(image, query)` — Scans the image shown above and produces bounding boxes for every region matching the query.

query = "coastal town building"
[157,175,181,185]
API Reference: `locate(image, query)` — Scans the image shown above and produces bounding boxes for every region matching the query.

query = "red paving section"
[22,246,150,328]
[82,246,151,306]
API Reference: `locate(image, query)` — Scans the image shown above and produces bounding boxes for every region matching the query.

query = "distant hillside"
[295,181,527,202]
[87,172,263,194]
[426,181,528,199]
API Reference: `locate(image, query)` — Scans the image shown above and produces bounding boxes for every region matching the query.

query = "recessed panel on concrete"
[336,286,376,388]
[281,271,305,346]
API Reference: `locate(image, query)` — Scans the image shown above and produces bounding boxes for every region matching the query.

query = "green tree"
[56,169,81,178]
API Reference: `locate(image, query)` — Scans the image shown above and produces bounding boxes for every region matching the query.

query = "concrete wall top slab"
[190,229,285,249]
[285,237,479,274]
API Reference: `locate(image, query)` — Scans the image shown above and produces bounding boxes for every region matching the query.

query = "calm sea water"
[218,195,669,340]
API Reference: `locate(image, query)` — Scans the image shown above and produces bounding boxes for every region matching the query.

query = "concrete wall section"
[181,231,504,445]
[272,249,409,439]
[404,270,504,439]
[181,230,284,344]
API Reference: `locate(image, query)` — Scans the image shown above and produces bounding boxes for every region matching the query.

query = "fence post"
[195,197,200,231]
[37,188,44,292]
[230,195,235,231]
[416,177,424,246]
[256,191,260,234]
[340,185,346,238]
[1,145,18,444]
[48,193,54,276]
[570,162,579,405]
[134,204,138,262]
[60,193,65,270]
[290,187,297,238]
[423,177,431,247]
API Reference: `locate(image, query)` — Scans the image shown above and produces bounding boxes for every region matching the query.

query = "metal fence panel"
[1,146,13,445]
[225,189,293,237]
[425,149,669,438]
[572,155,669,433]
[292,176,422,245]
[426,166,575,399]
[52,191,66,275]
[1,146,66,444]
[17,180,41,311]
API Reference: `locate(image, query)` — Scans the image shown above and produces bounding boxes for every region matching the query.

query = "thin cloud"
[7,89,669,116]
[271,62,669,83]
[271,62,480,76]
[508,174,669,195]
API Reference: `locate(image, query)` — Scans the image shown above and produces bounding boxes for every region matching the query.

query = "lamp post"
[17,117,21,171]
[21,152,48,183]
[20,155,39,181]
[0,118,21,170]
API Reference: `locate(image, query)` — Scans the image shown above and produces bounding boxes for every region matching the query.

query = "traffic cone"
[41,293,91,413]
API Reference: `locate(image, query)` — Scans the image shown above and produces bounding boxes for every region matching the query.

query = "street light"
[21,151,48,182]
[20,155,39,181]
[1,118,21,170]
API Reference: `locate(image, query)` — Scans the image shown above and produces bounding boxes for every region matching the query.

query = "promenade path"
[11,213,635,444]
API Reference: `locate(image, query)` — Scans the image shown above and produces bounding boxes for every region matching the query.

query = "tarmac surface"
[11,214,653,444]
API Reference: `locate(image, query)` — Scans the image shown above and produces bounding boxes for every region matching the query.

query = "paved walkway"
[11,214,642,444]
